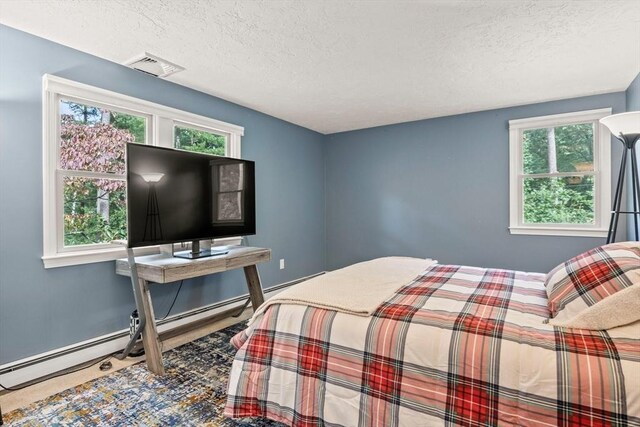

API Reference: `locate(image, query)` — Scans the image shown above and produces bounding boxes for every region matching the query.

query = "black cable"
[0,351,120,392]
[159,280,184,320]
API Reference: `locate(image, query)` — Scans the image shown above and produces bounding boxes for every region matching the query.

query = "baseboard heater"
[0,272,324,388]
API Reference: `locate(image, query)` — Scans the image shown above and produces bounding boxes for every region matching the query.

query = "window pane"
[522,128,549,174]
[523,123,594,174]
[216,192,243,221]
[174,125,226,156]
[523,176,595,224]
[555,123,594,173]
[59,100,145,174]
[63,176,127,246]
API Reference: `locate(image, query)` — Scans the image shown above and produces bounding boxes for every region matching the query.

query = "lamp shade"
[140,173,164,183]
[600,112,640,137]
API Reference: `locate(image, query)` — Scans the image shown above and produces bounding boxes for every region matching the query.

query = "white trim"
[508,108,612,237]
[228,132,242,158]
[42,84,57,261]
[155,116,174,148]
[42,246,160,269]
[508,108,613,128]
[42,75,244,268]
[0,273,320,388]
[43,75,244,135]
[508,226,609,238]
[56,169,128,180]
[42,237,243,268]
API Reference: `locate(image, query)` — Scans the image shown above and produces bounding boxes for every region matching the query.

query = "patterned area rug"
[4,322,284,426]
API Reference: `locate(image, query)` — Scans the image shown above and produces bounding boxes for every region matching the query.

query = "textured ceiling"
[1,0,639,134]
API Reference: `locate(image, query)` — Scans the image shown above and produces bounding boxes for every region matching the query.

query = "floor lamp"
[600,112,640,243]
[140,173,164,242]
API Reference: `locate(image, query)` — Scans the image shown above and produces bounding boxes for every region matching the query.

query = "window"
[509,109,612,237]
[43,75,244,268]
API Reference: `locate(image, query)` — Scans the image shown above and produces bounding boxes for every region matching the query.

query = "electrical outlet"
[279,259,285,269]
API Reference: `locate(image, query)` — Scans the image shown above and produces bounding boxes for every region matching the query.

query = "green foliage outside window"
[523,177,594,224]
[60,100,143,246]
[63,178,127,246]
[522,123,596,225]
[174,126,225,156]
[111,112,146,143]
[523,124,593,174]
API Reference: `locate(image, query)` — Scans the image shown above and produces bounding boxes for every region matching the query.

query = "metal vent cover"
[124,52,184,78]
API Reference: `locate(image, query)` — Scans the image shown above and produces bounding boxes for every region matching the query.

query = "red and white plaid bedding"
[225,264,640,426]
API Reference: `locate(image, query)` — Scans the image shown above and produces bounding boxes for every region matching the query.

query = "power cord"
[0,351,121,392]
[159,280,183,320]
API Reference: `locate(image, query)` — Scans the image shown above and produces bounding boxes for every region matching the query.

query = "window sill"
[508,226,608,238]
[42,237,243,268]
[42,246,159,269]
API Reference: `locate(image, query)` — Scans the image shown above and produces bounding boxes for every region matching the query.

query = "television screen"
[126,144,255,249]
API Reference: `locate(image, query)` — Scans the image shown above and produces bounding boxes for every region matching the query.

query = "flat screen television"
[126,143,255,258]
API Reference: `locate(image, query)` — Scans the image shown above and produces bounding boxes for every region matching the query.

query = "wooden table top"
[115,246,271,283]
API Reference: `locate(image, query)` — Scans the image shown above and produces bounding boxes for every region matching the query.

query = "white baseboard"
[0,272,323,388]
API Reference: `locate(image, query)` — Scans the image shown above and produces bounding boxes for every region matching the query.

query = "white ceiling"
[1,0,639,134]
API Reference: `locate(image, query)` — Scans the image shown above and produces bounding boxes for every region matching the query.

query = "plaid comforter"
[225,265,640,426]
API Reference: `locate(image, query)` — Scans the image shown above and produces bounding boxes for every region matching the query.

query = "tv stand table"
[115,246,270,375]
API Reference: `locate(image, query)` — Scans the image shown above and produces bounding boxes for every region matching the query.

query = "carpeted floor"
[4,322,284,426]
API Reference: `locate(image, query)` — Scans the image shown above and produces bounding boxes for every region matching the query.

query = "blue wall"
[625,73,640,240]
[0,24,637,366]
[0,25,326,364]
[325,93,626,273]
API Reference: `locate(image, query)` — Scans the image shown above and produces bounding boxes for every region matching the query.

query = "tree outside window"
[60,100,145,246]
[522,124,595,224]
[174,125,226,156]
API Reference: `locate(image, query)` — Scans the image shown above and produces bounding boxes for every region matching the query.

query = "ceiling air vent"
[124,52,184,78]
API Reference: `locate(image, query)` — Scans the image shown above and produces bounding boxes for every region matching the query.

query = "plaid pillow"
[545,241,640,330]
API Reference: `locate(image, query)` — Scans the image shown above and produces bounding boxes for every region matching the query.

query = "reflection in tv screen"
[126,144,255,249]
[213,162,244,223]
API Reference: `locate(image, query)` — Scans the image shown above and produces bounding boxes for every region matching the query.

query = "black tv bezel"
[125,143,256,249]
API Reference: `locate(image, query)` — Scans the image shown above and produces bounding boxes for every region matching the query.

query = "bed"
[225,250,640,426]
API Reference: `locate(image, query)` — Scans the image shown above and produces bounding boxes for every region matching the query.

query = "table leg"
[243,265,265,311]
[135,277,165,375]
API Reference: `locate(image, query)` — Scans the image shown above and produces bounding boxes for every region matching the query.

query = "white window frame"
[42,75,244,268]
[508,108,612,237]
